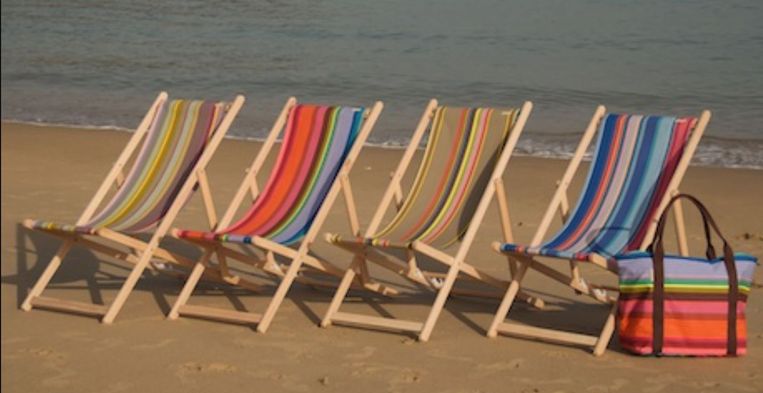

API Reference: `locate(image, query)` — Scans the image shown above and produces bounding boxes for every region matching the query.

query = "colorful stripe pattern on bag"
[33,99,224,234]
[177,105,364,246]
[499,113,695,260]
[616,251,757,356]
[330,106,518,248]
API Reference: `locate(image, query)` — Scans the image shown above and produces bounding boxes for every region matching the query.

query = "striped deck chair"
[20,92,245,323]
[321,100,540,342]
[488,106,711,355]
[166,98,384,333]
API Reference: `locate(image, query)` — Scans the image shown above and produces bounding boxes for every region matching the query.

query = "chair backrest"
[372,106,520,248]
[85,99,225,233]
[218,104,365,245]
[540,113,696,259]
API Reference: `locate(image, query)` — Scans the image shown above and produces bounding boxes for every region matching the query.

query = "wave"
[4,119,762,170]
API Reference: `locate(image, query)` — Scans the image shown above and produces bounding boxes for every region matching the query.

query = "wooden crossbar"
[495,322,598,347]
[178,304,263,325]
[331,311,424,333]
[30,296,108,317]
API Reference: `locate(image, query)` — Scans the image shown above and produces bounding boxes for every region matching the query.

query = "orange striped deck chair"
[21,92,245,323]
[488,106,710,355]
[166,98,384,333]
[321,99,541,342]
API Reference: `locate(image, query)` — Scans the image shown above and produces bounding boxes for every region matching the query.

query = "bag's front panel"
[617,252,756,356]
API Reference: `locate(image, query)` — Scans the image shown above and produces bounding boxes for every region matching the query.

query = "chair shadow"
[3,223,198,317]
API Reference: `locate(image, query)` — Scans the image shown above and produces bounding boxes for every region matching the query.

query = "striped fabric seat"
[330,106,519,249]
[32,100,225,234]
[177,104,364,246]
[499,113,696,261]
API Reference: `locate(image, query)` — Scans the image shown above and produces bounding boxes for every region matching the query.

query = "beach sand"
[2,121,762,393]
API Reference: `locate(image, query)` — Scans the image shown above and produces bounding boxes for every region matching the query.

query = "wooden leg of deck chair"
[101,245,156,324]
[321,254,364,327]
[256,254,305,333]
[21,239,75,311]
[593,301,618,356]
[418,260,462,342]
[320,255,361,328]
[167,250,213,320]
[487,258,530,338]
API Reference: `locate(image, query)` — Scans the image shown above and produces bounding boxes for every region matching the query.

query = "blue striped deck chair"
[20,92,245,323]
[488,106,711,355]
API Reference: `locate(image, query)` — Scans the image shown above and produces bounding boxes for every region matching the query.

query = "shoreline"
[4,119,761,170]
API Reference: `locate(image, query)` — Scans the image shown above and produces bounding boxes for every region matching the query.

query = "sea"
[2,0,762,168]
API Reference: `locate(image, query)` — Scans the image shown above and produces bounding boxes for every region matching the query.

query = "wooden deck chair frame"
[20,92,245,324]
[487,106,711,355]
[320,100,543,342]
[166,98,385,333]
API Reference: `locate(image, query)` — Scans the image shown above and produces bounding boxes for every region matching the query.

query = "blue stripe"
[544,114,620,250]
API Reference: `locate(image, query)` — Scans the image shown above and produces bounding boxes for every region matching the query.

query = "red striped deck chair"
[166,98,384,333]
[489,106,711,355]
[20,92,245,323]
[321,100,539,342]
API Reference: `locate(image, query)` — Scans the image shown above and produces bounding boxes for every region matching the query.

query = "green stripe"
[266,107,340,238]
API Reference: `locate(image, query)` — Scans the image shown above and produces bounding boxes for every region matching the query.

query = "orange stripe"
[229,106,317,234]
[397,108,470,240]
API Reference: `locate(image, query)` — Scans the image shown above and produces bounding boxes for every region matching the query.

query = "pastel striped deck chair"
[488,106,711,355]
[166,98,384,333]
[321,100,540,342]
[20,92,245,323]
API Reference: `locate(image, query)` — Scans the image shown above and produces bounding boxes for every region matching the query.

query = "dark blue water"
[2,0,762,167]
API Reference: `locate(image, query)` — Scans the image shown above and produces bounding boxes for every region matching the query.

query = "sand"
[2,121,762,393]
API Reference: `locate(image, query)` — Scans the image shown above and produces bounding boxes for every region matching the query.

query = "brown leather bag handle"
[647,193,738,356]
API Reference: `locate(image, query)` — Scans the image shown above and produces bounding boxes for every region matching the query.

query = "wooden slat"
[178,304,262,325]
[30,296,107,316]
[332,312,423,332]
[496,322,598,347]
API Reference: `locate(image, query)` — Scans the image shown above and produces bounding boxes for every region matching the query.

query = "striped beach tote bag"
[615,194,757,356]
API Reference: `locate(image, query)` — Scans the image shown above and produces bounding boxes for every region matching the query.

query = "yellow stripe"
[374,107,447,239]
[99,100,185,227]
[418,108,489,242]
[115,100,205,230]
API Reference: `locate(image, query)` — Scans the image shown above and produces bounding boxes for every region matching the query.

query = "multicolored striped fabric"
[33,99,224,234]
[330,106,519,249]
[499,113,696,261]
[177,104,364,246]
[616,251,756,356]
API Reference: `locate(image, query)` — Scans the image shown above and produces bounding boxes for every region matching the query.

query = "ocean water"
[2,0,762,168]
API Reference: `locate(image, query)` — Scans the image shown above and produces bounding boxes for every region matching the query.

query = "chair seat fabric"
[33,100,224,235]
[177,105,364,246]
[499,113,696,261]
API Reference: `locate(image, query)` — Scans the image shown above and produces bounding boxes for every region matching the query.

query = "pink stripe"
[226,107,301,233]
[254,106,327,235]
[420,109,491,243]
[627,117,693,250]
[619,299,747,315]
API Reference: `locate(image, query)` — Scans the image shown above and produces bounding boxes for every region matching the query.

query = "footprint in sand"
[14,348,74,388]
[18,347,66,361]
[586,378,629,392]
[473,358,525,376]
[131,338,175,351]
[541,349,573,360]
[246,370,311,392]
[388,368,423,387]
[176,361,237,375]
[345,345,376,360]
